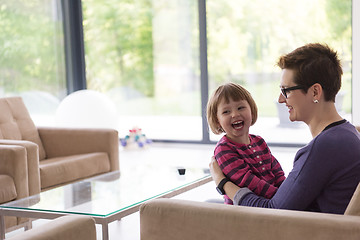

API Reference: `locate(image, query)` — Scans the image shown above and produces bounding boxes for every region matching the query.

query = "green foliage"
[326,0,352,43]
[206,0,352,115]
[0,0,353,118]
[0,1,66,96]
[83,0,154,97]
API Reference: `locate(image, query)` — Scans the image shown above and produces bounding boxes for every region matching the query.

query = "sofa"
[8,215,96,240]
[140,183,360,240]
[0,96,119,231]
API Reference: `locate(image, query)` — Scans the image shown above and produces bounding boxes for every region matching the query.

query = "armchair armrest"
[0,140,40,196]
[0,145,29,200]
[38,127,119,171]
[140,199,360,240]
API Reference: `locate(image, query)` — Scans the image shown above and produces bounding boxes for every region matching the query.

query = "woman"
[210,43,360,214]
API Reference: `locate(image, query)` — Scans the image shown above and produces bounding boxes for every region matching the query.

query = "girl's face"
[278,69,313,124]
[216,97,252,144]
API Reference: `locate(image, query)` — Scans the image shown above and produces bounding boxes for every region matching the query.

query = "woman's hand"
[209,156,226,185]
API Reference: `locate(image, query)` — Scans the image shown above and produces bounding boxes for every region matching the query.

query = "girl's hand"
[209,156,226,185]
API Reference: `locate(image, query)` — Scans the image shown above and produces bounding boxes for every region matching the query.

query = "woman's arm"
[209,156,241,201]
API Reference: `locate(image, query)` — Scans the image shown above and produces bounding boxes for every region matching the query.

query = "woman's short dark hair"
[277,43,343,102]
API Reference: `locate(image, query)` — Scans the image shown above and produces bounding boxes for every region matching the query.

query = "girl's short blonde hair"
[206,82,258,135]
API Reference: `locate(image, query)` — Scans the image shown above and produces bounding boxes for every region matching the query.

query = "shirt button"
[253,150,256,153]
[259,161,262,164]
[262,167,265,170]
[249,145,252,149]
[257,156,260,159]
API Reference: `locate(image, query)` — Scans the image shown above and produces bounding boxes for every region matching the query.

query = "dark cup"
[177,168,186,175]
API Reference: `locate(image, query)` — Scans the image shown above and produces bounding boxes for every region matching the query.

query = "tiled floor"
[5,143,299,240]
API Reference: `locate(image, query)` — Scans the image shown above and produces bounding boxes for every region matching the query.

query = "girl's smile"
[232,120,244,130]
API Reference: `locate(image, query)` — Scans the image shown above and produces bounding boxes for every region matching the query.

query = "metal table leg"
[102,223,109,240]
[0,214,5,240]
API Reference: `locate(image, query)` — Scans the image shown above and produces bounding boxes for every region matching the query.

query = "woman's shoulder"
[314,121,359,149]
[319,121,357,137]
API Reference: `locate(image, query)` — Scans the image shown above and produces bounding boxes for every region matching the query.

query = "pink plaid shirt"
[215,134,285,204]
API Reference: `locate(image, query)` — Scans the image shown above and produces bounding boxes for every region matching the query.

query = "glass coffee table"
[0,164,211,240]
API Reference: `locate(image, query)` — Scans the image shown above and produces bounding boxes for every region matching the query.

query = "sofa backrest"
[344,182,360,216]
[0,97,46,160]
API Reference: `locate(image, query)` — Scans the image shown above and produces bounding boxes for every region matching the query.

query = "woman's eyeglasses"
[280,85,305,99]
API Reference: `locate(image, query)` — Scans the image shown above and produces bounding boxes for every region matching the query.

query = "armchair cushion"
[0,175,16,203]
[0,97,46,160]
[40,152,110,189]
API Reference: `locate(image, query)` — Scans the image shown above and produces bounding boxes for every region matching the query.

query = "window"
[0,0,67,125]
[82,0,201,140]
[206,0,352,145]
[0,0,354,145]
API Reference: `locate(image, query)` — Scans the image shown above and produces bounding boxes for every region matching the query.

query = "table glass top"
[1,157,210,217]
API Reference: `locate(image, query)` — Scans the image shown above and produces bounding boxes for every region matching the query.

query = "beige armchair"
[0,96,119,192]
[8,215,96,240]
[140,183,360,240]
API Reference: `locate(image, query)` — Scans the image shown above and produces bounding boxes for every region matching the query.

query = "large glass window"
[1,0,352,145]
[206,0,352,145]
[0,0,67,125]
[82,0,201,140]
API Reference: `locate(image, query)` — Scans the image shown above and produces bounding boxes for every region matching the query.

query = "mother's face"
[278,69,314,124]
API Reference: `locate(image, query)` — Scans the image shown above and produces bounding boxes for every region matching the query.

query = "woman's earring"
[313,99,319,103]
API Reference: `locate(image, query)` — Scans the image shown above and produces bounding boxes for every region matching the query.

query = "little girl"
[207,82,285,204]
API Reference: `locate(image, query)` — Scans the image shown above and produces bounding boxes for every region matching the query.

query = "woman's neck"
[308,102,343,138]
